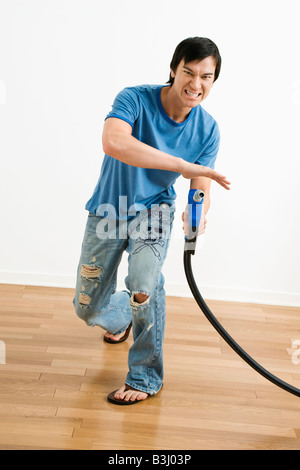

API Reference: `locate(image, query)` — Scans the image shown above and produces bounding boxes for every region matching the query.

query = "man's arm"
[190,176,211,216]
[102,118,231,190]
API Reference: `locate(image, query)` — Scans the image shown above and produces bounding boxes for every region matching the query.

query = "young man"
[74,37,230,405]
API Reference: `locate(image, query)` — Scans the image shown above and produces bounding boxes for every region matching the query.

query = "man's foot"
[103,322,132,344]
[104,331,126,342]
[107,384,149,405]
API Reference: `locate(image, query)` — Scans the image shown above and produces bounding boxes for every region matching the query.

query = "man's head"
[167,37,222,86]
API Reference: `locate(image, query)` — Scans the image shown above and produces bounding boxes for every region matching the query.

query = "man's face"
[170,56,216,108]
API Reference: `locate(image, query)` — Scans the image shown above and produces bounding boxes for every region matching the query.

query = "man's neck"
[160,86,192,124]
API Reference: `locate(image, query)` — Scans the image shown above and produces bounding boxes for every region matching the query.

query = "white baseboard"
[0,272,76,289]
[162,282,300,307]
[0,272,300,307]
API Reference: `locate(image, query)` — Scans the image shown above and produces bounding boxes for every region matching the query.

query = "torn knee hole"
[79,293,91,305]
[131,292,150,306]
[81,264,101,279]
[135,293,149,303]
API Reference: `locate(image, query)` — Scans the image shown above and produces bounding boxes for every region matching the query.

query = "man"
[74,37,230,405]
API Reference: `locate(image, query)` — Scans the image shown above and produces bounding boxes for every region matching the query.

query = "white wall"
[0,0,300,306]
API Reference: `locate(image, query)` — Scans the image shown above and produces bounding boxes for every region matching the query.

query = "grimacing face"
[170,56,216,108]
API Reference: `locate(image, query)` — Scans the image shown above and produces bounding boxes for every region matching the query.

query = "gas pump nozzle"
[184,189,205,255]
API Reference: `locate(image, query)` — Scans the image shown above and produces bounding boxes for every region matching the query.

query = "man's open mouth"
[185,90,201,98]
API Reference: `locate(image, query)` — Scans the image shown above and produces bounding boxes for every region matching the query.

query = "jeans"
[73,204,175,395]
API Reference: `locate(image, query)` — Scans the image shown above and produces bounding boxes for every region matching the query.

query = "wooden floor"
[0,283,300,450]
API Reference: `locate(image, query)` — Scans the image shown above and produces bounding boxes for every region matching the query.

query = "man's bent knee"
[130,291,151,307]
[134,293,149,304]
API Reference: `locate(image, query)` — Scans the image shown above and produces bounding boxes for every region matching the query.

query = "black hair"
[167,37,221,86]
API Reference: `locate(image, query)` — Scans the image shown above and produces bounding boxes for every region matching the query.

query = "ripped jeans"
[73,204,175,395]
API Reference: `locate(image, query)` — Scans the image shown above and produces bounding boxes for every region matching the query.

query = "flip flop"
[103,322,132,344]
[107,385,149,405]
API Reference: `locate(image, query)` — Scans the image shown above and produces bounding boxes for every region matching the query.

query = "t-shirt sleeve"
[105,87,140,128]
[196,121,220,170]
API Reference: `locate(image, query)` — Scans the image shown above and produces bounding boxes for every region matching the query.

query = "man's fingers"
[206,167,231,190]
[213,173,231,190]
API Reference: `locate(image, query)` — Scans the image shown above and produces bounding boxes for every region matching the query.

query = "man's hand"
[182,204,206,236]
[181,162,231,190]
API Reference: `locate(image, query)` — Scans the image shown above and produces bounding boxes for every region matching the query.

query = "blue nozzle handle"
[184,189,205,255]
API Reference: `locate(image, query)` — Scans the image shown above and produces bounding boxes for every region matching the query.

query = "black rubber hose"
[183,250,300,398]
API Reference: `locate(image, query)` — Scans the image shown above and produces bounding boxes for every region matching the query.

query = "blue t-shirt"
[85,84,220,219]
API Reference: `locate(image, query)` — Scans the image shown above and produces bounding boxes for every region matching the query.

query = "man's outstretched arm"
[102,117,231,190]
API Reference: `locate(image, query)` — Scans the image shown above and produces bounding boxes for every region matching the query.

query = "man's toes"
[129,392,138,401]
[132,391,148,401]
[118,391,142,402]
[114,385,126,399]
[120,391,132,402]
[105,332,120,341]
[113,385,148,402]
[139,393,148,401]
